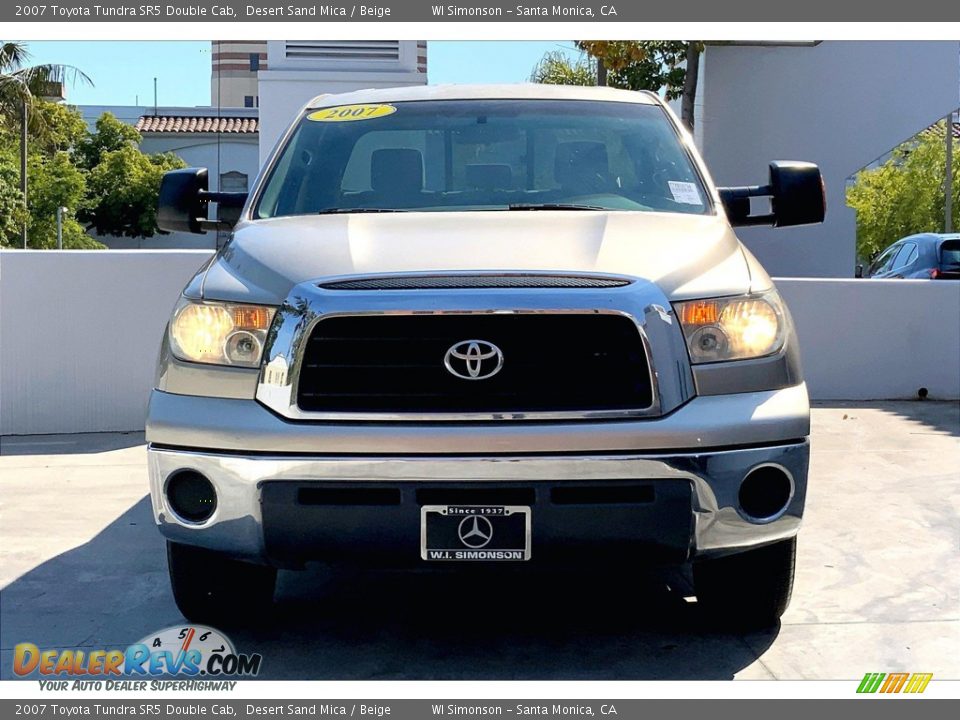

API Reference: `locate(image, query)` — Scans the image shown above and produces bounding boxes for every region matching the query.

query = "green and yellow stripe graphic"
[857,672,933,694]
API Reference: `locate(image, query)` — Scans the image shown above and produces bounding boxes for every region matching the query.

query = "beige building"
[211,41,268,108]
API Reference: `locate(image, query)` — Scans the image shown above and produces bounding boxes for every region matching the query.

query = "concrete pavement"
[1,401,957,680]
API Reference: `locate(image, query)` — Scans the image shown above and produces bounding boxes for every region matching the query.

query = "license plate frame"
[420,504,531,561]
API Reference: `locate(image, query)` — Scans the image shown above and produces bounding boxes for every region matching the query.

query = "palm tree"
[0,41,91,246]
[1,42,91,124]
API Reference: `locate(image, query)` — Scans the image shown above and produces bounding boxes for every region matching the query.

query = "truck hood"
[198,211,762,305]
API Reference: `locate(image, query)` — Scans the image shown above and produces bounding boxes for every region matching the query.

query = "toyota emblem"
[443,340,504,380]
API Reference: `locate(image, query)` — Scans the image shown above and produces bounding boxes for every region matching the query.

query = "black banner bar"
[2,699,959,719]
[4,0,960,22]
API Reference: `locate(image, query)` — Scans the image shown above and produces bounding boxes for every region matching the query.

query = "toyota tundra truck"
[148,84,825,627]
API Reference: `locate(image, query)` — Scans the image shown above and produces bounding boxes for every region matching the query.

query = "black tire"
[167,541,277,625]
[693,537,796,629]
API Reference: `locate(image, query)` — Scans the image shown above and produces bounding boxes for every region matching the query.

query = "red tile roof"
[920,120,960,139]
[135,115,259,134]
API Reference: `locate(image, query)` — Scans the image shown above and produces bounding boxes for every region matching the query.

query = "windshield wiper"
[507,203,607,211]
[316,207,409,215]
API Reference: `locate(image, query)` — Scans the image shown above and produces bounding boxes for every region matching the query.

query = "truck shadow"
[1,496,777,681]
[813,399,959,438]
[0,432,146,456]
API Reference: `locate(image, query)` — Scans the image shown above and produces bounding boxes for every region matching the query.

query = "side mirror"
[158,168,208,234]
[719,161,826,228]
[157,167,248,234]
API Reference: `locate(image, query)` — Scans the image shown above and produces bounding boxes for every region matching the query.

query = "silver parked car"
[149,84,825,627]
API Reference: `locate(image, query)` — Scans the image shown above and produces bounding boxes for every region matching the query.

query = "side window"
[891,242,917,270]
[904,244,919,267]
[869,245,899,275]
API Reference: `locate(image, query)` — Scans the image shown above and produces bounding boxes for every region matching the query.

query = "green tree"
[572,41,702,130]
[81,145,186,238]
[0,103,98,249]
[26,150,97,248]
[0,41,91,130]
[0,160,27,246]
[0,98,188,246]
[74,111,142,170]
[26,98,87,153]
[530,51,596,86]
[1,41,91,245]
[847,122,959,262]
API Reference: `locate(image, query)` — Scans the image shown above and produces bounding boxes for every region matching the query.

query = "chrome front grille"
[295,314,653,415]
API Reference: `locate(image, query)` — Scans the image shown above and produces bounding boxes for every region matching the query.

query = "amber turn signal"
[680,300,720,326]
[233,306,273,331]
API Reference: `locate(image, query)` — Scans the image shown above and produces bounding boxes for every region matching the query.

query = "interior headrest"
[554,141,609,188]
[371,148,423,192]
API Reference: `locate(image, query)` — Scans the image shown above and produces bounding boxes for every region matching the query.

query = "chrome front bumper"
[146,384,810,566]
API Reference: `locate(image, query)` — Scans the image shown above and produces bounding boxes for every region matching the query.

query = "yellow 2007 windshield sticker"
[308,104,397,122]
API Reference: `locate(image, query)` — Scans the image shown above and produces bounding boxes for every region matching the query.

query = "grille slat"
[296,314,652,415]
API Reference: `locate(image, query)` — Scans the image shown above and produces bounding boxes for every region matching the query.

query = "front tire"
[693,537,796,628]
[167,541,276,625]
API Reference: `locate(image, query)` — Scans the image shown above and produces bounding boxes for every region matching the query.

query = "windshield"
[254,99,711,218]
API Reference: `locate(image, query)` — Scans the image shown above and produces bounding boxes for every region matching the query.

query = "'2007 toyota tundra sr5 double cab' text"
[148,84,825,627]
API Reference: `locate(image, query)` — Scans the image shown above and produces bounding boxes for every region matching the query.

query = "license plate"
[420,505,531,561]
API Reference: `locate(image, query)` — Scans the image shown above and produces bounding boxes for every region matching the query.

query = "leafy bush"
[848,122,959,262]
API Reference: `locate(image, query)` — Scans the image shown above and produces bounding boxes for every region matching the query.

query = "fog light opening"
[738,465,793,522]
[165,470,217,523]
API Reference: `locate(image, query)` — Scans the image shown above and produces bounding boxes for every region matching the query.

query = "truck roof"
[307,83,661,109]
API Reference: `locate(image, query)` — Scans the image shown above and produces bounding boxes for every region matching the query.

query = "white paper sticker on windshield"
[668,181,702,205]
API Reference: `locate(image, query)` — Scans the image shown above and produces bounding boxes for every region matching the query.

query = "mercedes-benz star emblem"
[457,515,494,549]
[443,340,504,380]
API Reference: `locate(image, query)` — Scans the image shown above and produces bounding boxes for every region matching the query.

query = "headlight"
[674,291,786,363]
[169,298,276,367]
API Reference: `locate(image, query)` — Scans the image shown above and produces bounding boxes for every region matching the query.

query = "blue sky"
[21,41,581,107]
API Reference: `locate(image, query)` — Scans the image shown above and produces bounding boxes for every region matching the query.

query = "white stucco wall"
[1,251,957,435]
[700,41,960,278]
[776,278,960,401]
[0,251,211,435]
[142,135,260,190]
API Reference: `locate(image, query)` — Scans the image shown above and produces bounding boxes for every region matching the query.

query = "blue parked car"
[863,233,960,279]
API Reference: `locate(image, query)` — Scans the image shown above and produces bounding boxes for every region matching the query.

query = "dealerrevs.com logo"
[857,672,933,694]
[13,625,262,684]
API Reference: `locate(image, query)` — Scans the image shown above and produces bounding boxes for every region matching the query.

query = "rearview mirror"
[719,161,826,228]
[157,167,248,234]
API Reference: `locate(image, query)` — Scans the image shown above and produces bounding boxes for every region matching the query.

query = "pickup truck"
[149,84,825,627]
